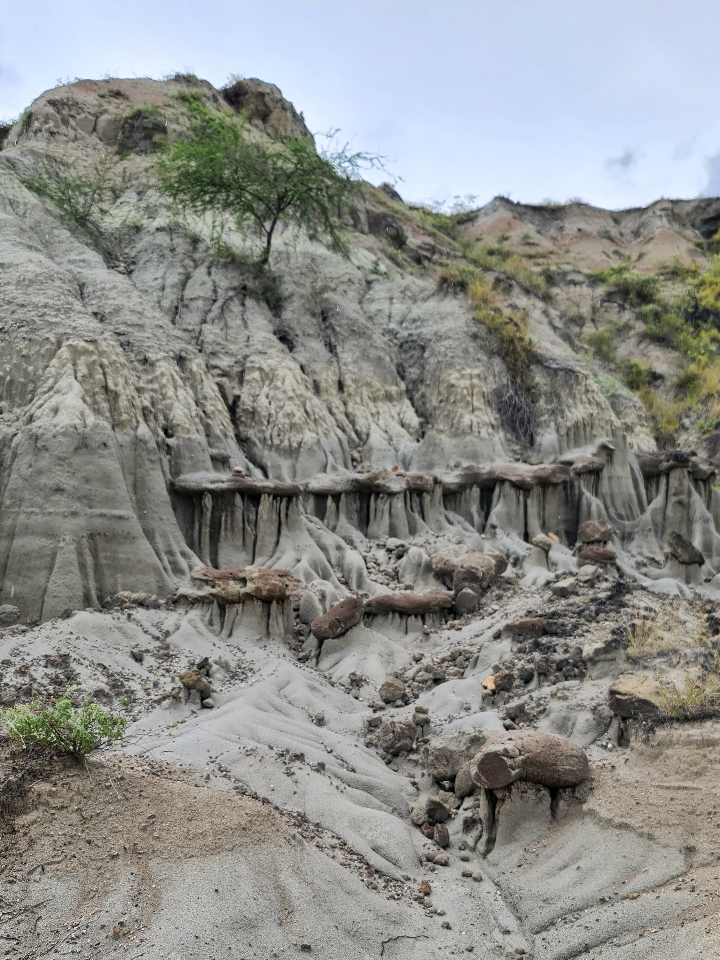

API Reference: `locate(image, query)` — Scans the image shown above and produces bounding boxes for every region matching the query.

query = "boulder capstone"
[470,731,590,789]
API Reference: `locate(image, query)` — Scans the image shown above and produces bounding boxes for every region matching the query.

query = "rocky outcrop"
[608,675,665,719]
[426,731,488,782]
[189,565,304,603]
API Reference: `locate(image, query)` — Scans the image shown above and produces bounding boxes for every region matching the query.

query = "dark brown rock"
[425,796,452,823]
[493,670,515,692]
[378,675,407,703]
[178,667,212,700]
[577,519,613,543]
[191,565,304,604]
[420,822,435,839]
[577,545,616,564]
[364,590,453,617]
[310,596,364,641]
[471,730,590,789]
[667,531,705,565]
[433,823,450,847]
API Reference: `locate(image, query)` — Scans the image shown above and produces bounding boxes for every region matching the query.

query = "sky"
[1,0,720,211]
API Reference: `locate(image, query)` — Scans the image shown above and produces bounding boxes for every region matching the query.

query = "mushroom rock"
[470,730,590,790]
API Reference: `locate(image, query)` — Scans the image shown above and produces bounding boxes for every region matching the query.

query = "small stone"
[420,822,435,839]
[410,803,427,825]
[426,849,449,866]
[314,711,326,725]
[433,823,450,847]
[550,577,577,598]
[482,675,496,692]
[201,697,215,709]
[462,869,473,878]
[130,648,144,663]
[459,853,470,861]
[418,879,432,896]
[441,920,451,929]
[472,871,482,881]
[425,796,452,823]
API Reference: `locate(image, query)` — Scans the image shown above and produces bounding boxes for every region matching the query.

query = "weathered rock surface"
[311,597,364,641]
[426,730,488,782]
[608,675,665,718]
[376,717,416,756]
[471,731,590,789]
[668,531,705,565]
[378,675,407,703]
[363,590,453,616]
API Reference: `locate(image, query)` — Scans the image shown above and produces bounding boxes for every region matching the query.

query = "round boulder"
[471,730,589,790]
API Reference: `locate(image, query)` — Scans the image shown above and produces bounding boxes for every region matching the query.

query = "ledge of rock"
[570,456,605,475]
[577,545,616,564]
[471,730,590,790]
[608,674,665,719]
[304,469,437,496]
[441,462,571,493]
[189,566,304,603]
[173,473,302,497]
[363,590,454,616]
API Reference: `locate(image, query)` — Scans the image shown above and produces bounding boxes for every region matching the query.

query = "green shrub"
[19,155,112,230]
[590,261,660,306]
[1,695,128,762]
[659,674,720,721]
[586,328,616,362]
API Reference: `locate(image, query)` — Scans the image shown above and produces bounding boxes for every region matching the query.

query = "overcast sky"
[2,0,719,210]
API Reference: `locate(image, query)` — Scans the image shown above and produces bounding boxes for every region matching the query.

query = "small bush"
[591,261,660,306]
[19,155,112,230]
[587,328,616,362]
[1,695,128,762]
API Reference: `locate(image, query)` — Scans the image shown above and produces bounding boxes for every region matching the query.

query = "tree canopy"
[156,102,378,263]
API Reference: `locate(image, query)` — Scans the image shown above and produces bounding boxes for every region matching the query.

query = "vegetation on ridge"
[156,99,380,264]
